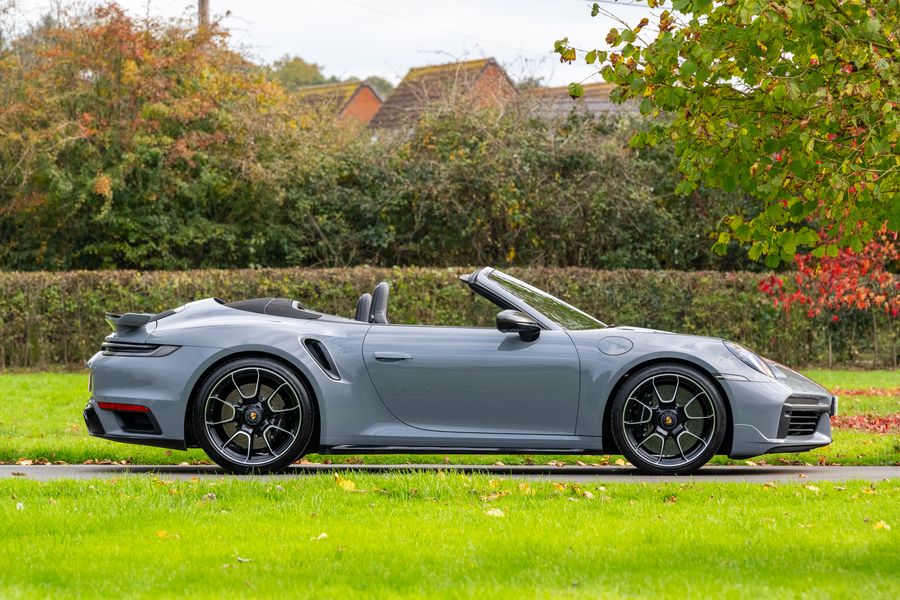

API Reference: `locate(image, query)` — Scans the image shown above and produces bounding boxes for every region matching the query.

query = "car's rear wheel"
[610,363,726,475]
[192,357,314,474]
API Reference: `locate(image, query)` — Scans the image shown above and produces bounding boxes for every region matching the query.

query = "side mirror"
[496,310,541,342]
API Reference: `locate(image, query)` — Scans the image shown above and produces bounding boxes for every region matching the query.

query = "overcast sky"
[12,0,658,87]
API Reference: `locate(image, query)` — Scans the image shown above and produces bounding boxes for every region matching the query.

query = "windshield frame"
[468,268,606,331]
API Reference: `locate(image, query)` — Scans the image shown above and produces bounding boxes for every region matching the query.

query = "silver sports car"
[84,267,836,474]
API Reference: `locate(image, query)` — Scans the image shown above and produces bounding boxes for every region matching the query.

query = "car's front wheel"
[193,357,315,474]
[610,364,726,475]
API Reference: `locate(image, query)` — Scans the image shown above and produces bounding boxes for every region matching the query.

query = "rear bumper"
[83,399,187,450]
[721,375,835,459]
[85,345,222,448]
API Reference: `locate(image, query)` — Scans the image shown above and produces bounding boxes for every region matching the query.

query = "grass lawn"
[1,475,898,598]
[1,371,897,467]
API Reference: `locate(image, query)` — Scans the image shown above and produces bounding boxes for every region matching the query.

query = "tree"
[0,3,302,269]
[759,226,898,366]
[269,54,336,90]
[556,0,900,266]
[364,75,394,99]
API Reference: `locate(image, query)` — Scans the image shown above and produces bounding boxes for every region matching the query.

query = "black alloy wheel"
[611,363,726,475]
[193,357,314,474]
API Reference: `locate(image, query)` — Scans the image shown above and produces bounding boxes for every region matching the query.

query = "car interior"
[354,281,390,324]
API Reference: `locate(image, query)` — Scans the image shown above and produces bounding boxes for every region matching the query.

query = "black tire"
[610,363,726,475]
[192,357,315,474]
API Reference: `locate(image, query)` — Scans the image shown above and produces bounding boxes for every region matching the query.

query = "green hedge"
[0,268,894,369]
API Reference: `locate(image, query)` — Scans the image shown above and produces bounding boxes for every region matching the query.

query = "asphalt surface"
[1,464,897,483]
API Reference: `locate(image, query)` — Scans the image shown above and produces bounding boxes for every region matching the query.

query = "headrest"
[369,282,390,324]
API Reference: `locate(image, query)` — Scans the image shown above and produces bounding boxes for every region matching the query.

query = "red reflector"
[97,402,151,413]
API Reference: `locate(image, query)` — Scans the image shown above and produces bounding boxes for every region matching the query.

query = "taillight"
[100,341,179,357]
[97,402,151,413]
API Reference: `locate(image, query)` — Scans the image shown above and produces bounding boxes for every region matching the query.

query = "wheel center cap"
[659,410,678,430]
[244,404,264,426]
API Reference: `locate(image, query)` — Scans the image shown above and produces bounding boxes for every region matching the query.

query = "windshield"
[486,270,606,330]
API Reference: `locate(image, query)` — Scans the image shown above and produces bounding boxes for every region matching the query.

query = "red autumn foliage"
[759,226,899,321]
[832,414,900,434]
[831,387,900,398]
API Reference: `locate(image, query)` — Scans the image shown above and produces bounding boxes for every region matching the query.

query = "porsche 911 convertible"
[84,267,836,474]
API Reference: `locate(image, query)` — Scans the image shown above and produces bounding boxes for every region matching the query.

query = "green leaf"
[748,243,764,261]
[568,83,585,99]
[585,50,597,65]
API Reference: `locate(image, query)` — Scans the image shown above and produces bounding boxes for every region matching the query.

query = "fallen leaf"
[11,472,26,477]
[575,461,588,467]
[552,482,566,492]
[518,482,535,496]
[798,523,817,529]
[334,474,356,492]
[15,459,32,466]
[798,474,808,478]
[763,481,777,490]
[311,533,328,541]
[480,491,509,502]
[874,521,891,530]
[484,508,505,518]
[835,486,846,491]
[664,495,677,504]
[745,460,758,466]
[804,485,821,493]
[493,461,505,466]
[202,493,217,502]
[582,490,595,500]
[236,555,253,562]
[15,502,23,511]
[614,458,627,467]
[156,531,169,538]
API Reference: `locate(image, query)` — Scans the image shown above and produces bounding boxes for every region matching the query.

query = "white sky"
[11,0,657,86]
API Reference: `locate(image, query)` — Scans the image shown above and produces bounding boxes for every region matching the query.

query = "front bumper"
[721,367,835,459]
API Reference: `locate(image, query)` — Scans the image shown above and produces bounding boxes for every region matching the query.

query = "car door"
[362,325,580,435]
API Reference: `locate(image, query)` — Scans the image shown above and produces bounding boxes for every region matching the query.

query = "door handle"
[373,352,412,362]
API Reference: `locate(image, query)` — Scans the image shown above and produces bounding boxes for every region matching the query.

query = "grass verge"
[1,475,898,598]
[2,371,897,466]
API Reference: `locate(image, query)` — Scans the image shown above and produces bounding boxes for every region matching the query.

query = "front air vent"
[786,411,821,437]
[303,338,340,380]
[101,341,179,357]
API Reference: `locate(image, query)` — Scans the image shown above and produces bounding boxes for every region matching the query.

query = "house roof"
[295,81,380,114]
[370,58,513,129]
[522,82,638,119]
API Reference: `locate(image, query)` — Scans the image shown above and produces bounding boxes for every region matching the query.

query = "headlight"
[724,341,775,378]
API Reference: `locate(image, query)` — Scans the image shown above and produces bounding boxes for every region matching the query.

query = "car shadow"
[104,463,813,478]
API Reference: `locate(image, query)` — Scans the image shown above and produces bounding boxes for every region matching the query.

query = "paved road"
[1,464,897,483]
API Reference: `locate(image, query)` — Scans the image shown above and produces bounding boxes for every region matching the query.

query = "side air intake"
[303,339,340,380]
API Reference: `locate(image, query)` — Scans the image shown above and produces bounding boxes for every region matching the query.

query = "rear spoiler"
[105,312,154,334]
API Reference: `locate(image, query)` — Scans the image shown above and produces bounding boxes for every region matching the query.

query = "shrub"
[0,4,759,272]
[0,267,892,369]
